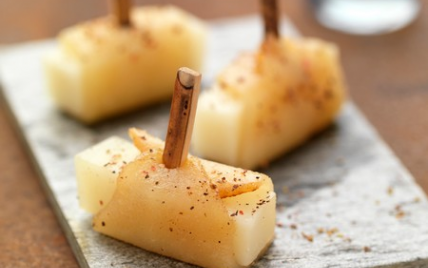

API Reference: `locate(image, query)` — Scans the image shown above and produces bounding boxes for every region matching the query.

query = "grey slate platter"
[1,15,428,268]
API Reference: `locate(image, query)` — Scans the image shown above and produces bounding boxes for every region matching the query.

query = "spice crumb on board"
[326,228,339,237]
[387,186,394,196]
[393,204,406,219]
[336,233,345,238]
[277,204,286,212]
[289,223,298,230]
[301,232,314,242]
[363,246,371,252]
[395,210,406,219]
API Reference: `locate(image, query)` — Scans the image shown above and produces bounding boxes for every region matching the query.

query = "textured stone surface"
[1,16,427,268]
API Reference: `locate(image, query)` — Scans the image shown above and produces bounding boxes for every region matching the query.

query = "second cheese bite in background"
[44,1,206,124]
[192,0,346,169]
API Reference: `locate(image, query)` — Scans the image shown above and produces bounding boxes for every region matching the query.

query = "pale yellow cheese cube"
[75,137,139,214]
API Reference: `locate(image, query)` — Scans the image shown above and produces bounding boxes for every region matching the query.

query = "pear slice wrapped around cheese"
[44,5,206,124]
[75,128,276,268]
[192,37,346,169]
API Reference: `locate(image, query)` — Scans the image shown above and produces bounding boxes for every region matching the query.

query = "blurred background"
[0,0,260,44]
[0,0,423,43]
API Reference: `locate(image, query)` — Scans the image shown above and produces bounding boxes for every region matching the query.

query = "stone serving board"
[1,15,428,268]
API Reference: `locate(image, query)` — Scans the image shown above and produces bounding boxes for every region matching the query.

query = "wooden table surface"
[1,1,427,267]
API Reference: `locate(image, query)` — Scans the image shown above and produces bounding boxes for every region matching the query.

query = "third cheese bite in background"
[192,0,346,169]
[44,1,206,124]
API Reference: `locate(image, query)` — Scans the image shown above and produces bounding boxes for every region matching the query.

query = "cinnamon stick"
[260,0,279,38]
[110,0,132,27]
[163,67,201,169]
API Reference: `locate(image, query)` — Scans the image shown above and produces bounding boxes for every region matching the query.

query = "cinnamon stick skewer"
[260,0,279,38]
[163,67,201,169]
[110,0,132,27]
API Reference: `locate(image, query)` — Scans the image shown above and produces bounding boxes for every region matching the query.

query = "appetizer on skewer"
[192,0,346,169]
[75,68,276,268]
[45,0,206,124]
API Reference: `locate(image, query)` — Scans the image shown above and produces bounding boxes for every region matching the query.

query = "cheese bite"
[75,129,276,268]
[192,37,346,169]
[45,5,206,124]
